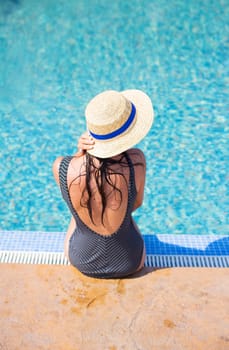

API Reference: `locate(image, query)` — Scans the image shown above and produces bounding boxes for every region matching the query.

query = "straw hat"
[85,89,154,158]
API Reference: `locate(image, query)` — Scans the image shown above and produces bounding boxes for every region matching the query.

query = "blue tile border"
[0,231,65,252]
[0,231,228,255]
[0,231,228,267]
[144,234,229,256]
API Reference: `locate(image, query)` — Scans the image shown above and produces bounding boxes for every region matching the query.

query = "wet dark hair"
[70,151,143,226]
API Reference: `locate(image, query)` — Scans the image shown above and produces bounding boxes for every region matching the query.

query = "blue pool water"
[0,0,228,235]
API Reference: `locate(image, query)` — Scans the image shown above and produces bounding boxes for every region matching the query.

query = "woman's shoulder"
[53,153,83,171]
[53,156,64,168]
[53,154,85,185]
[126,148,146,165]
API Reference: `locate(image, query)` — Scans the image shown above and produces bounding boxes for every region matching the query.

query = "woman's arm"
[52,156,64,185]
[129,149,146,211]
[64,216,76,258]
[52,133,95,185]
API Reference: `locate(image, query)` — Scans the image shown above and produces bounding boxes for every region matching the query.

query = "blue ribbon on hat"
[89,103,136,140]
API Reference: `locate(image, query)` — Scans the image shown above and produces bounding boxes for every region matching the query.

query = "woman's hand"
[76,132,95,155]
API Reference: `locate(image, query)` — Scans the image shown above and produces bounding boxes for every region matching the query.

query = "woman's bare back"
[64,148,146,235]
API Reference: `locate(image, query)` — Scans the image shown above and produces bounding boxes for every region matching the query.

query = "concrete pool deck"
[0,264,228,349]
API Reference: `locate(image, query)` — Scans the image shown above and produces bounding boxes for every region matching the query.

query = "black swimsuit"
[59,153,144,278]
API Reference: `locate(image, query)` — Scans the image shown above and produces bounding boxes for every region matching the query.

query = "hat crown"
[85,91,132,136]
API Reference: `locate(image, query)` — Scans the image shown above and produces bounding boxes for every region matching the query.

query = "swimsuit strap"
[59,156,77,218]
[123,152,137,212]
[124,152,137,192]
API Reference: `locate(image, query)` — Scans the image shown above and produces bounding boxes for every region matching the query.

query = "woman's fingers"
[77,132,95,151]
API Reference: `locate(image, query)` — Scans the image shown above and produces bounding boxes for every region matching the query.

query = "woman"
[53,89,154,278]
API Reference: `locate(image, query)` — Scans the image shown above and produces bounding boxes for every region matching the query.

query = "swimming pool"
[0,0,228,235]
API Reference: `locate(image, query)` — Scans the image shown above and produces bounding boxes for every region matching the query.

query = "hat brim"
[87,89,154,158]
